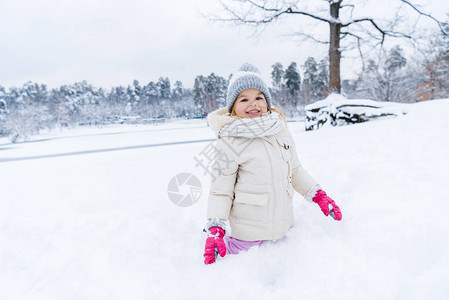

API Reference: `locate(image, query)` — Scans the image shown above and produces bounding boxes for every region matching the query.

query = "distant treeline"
[1,41,448,142]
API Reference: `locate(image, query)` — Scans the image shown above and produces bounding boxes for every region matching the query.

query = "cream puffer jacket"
[206,108,319,241]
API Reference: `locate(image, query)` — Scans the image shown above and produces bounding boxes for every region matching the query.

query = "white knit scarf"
[219,111,285,138]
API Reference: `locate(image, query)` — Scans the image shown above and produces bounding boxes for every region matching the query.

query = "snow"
[305,93,408,111]
[1,99,449,299]
[305,94,409,130]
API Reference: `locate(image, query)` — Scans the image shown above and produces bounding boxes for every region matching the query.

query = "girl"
[203,64,342,264]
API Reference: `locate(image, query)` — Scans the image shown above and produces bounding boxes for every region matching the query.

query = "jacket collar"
[207,108,236,139]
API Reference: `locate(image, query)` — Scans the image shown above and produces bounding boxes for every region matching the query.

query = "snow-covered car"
[305,94,408,131]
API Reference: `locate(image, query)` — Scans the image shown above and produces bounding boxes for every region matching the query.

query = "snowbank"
[305,94,409,131]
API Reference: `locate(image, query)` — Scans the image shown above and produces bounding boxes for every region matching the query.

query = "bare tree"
[209,0,448,93]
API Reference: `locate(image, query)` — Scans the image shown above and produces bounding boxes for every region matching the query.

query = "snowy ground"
[1,100,448,300]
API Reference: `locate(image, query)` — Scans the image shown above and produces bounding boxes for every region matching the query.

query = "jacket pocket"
[234,191,268,205]
[232,184,269,222]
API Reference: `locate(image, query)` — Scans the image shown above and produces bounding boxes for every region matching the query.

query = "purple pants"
[224,236,263,255]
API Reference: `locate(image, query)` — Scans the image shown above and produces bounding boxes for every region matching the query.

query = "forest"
[1,30,448,142]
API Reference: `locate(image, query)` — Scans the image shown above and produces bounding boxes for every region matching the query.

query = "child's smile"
[233,88,268,118]
[247,108,261,116]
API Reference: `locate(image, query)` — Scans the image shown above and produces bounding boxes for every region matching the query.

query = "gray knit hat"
[226,63,272,113]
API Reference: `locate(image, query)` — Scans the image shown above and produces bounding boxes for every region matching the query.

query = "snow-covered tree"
[0,86,7,136]
[354,45,414,102]
[296,57,328,104]
[193,75,206,116]
[193,73,227,116]
[415,24,449,101]
[1,82,50,142]
[284,62,301,107]
[48,87,70,128]
[126,84,139,116]
[107,86,129,120]
[208,0,447,93]
[382,46,408,101]
[144,81,161,117]
[158,77,171,100]
[316,58,329,99]
[271,62,285,90]
[172,81,184,100]
[270,63,288,108]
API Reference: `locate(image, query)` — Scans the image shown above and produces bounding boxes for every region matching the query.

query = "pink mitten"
[204,227,226,264]
[313,190,343,221]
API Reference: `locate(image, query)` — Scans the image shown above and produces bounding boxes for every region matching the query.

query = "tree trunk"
[329,1,342,93]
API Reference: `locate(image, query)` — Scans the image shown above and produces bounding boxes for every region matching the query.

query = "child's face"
[233,88,268,118]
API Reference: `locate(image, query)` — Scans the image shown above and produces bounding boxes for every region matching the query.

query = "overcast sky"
[0,0,447,89]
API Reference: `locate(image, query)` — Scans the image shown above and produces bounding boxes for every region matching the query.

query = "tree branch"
[340,31,366,69]
[341,31,362,40]
[399,0,448,35]
[245,0,286,12]
[210,1,292,25]
[341,16,415,45]
[290,31,329,44]
[210,0,332,25]
[341,4,355,19]
[287,9,332,24]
